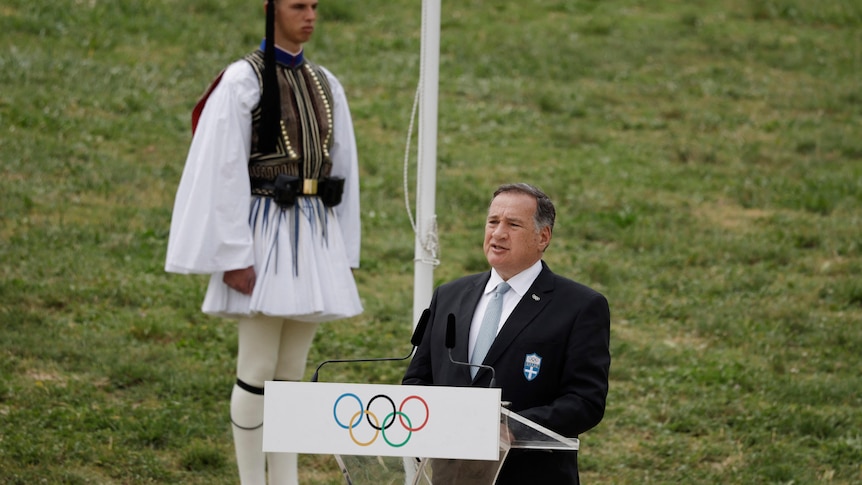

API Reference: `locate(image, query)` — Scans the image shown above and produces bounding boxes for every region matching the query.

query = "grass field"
[1,0,861,483]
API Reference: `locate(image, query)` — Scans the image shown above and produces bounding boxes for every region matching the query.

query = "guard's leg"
[267,319,318,485]
[232,315,283,485]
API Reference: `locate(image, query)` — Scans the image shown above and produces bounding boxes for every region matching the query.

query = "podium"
[263,382,579,484]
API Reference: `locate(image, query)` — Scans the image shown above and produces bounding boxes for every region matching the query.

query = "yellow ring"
[348,410,380,446]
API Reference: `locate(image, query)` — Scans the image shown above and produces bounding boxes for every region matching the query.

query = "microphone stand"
[445,313,498,388]
[311,308,430,383]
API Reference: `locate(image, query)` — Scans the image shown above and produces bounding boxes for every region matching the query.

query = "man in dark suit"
[403,183,611,484]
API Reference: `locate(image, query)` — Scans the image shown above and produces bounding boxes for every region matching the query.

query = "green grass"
[2,0,861,483]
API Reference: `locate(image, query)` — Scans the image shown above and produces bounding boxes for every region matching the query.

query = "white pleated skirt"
[201,196,363,322]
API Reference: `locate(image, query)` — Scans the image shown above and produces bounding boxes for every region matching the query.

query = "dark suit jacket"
[403,261,611,484]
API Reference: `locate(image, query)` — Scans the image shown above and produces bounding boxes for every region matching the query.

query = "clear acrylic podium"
[331,407,580,485]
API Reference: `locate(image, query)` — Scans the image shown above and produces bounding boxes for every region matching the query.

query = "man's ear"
[539,226,552,252]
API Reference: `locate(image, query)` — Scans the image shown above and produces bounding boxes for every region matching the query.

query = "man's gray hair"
[492,183,556,234]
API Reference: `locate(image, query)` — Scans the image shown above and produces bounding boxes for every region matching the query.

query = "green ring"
[381,411,412,447]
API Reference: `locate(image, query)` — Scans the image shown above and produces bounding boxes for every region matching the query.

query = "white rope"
[403,0,439,267]
[402,82,421,234]
[420,215,440,266]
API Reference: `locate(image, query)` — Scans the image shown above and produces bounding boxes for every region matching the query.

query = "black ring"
[366,394,397,430]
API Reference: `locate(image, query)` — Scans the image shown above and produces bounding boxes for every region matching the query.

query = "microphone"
[310,308,430,382]
[445,313,498,388]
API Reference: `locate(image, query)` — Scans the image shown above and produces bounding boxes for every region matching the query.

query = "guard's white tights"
[230,315,318,485]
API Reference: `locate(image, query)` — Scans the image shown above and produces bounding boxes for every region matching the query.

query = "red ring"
[398,395,429,431]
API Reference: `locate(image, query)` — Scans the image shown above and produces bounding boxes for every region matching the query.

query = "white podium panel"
[263,382,502,460]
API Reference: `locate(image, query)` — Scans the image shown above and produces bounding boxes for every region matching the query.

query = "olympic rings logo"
[333,393,430,447]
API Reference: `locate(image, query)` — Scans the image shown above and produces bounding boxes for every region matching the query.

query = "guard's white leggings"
[230,315,318,485]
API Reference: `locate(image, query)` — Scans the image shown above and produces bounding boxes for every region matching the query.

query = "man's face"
[273,0,318,52]
[483,191,551,281]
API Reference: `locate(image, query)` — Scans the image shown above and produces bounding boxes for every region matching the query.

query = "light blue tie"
[470,282,511,378]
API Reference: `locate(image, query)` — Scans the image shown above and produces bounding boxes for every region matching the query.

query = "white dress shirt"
[468,260,543,358]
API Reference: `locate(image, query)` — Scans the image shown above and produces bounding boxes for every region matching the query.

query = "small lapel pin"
[531,294,540,301]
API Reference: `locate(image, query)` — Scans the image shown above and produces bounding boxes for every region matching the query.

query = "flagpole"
[413,0,441,326]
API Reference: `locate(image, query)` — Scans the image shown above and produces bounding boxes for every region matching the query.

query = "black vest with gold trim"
[243,49,335,193]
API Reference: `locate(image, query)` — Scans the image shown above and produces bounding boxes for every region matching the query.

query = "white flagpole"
[412,0,441,326]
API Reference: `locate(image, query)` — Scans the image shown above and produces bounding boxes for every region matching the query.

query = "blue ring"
[333,393,363,429]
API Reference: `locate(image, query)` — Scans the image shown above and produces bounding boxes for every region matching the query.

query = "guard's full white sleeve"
[323,67,361,268]
[165,61,260,274]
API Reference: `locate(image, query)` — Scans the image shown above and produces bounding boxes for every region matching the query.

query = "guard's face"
[483,192,550,280]
[273,0,318,51]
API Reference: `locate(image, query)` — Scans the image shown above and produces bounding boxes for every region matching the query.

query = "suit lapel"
[483,263,554,367]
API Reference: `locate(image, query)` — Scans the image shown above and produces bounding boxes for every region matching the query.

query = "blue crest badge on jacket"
[523,353,542,381]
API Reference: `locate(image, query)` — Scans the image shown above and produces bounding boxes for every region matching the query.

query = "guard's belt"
[251,174,344,208]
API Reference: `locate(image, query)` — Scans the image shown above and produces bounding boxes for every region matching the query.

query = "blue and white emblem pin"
[523,353,542,381]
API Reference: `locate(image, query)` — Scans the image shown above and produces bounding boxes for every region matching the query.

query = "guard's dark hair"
[259,0,281,153]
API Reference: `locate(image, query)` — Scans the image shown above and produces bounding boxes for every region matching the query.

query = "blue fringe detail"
[248,196,333,279]
[293,200,303,276]
[267,201,282,275]
[261,198,271,233]
[318,201,331,248]
[249,198,260,231]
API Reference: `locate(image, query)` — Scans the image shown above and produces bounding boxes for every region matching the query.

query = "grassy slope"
[1,0,860,483]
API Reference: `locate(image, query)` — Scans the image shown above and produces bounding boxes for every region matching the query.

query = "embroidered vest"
[243,50,335,187]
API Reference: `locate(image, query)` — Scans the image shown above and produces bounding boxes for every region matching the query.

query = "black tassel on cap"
[259,0,280,153]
